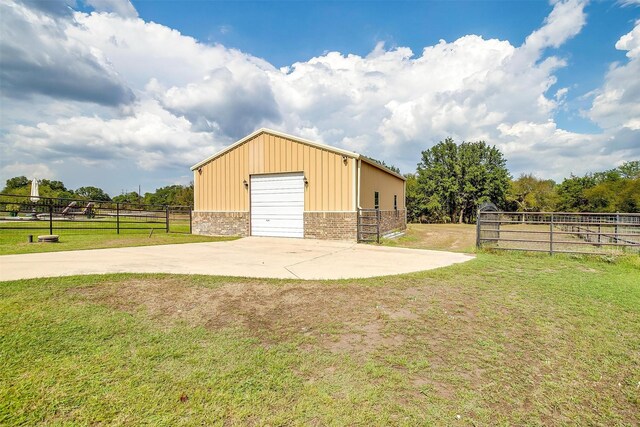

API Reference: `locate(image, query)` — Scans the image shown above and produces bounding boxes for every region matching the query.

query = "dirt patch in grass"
[74,277,479,356]
[12,254,639,425]
[383,223,477,252]
[69,269,640,424]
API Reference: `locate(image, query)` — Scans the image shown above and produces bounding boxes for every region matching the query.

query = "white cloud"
[261,1,587,172]
[1,0,638,193]
[615,19,640,58]
[0,1,134,105]
[521,0,587,54]
[4,100,216,171]
[1,162,55,181]
[67,11,275,89]
[555,87,569,101]
[588,20,640,132]
[85,0,138,19]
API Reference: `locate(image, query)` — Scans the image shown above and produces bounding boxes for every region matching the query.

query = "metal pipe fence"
[0,194,191,236]
[358,208,380,243]
[477,211,640,255]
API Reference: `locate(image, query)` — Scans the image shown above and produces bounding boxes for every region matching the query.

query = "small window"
[394,195,397,210]
[374,191,379,210]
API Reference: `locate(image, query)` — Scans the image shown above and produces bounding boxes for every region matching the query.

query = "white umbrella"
[30,178,39,202]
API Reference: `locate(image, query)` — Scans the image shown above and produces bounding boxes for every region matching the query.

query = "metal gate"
[358,208,380,243]
[167,206,193,234]
[477,210,640,255]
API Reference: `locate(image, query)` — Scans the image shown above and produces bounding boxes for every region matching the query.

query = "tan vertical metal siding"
[359,161,406,210]
[194,132,356,211]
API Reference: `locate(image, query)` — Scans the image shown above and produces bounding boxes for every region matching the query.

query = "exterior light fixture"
[198,168,202,175]
[243,179,248,188]
[342,155,348,165]
[304,177,309,186]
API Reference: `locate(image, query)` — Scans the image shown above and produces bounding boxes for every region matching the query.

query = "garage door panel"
[252,221,304,230]
[251,213,303,219]
[252,200,303,208]
[252,203,304,211]
[252,196,303,204]
[251,191,304,199]
[251,173,304,238]
[252,229,304,238]
[251,217,303,224]
[251,180,304,188]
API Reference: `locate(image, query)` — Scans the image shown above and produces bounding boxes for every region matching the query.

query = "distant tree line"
[404,138,639,223]
[502,161,639,214]
[3,142,638,222]
[1,177,194,207]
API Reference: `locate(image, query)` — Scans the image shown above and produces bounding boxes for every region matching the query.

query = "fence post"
[615,212,619,243]
[189,208,192,234]
[49,204,53,235]
[116,203,120,234]
[549,213,554,255]
[476,209,481,248]
[166,206,169,233]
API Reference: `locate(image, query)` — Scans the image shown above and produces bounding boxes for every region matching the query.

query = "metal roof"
[190,128,405,180]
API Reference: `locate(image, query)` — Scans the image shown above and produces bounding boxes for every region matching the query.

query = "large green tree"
[3,176,30,191]
[556,161,640,213]
[405,174,427,223]
[556,174,595,211]
[112,192,142,204]
[415,138,459,223]
[75,186,111,201]
[414,138,510,223]
[1,176,74,200]
[507,174,557,212]
[143,184,193,206]
[617,160,640,179]
[583,177,640,213]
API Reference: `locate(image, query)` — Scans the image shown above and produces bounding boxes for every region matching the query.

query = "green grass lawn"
[0,227,235,255]
[1,253,638,425]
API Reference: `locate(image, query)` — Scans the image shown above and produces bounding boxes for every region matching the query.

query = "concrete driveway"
[0,237,474,281]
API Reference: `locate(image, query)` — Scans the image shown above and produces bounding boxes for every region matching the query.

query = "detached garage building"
[191,128,406,241]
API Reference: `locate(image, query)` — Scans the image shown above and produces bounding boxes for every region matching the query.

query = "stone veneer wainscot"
[192,211,249,236]
[303,212,358,241]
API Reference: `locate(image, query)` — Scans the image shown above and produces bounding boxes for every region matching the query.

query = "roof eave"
[190,128,360,171]
[359,156,406,181]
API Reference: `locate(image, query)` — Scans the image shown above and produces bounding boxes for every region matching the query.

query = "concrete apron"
[0,237,474,281]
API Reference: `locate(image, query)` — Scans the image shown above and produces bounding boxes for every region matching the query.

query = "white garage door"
[251,173,304,238]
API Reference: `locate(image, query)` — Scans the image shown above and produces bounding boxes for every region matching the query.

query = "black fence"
[477,211,640,255]
[0,194,191,236]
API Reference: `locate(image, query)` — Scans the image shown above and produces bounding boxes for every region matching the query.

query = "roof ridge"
[190,128,360,171]
[190,128,405,180]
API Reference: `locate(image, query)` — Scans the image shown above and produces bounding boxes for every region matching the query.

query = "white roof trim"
[190,128,405,181]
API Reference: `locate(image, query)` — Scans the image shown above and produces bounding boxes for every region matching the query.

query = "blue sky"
[134,0,636,133]
[135,1,552,65]
[1,0,639,196]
